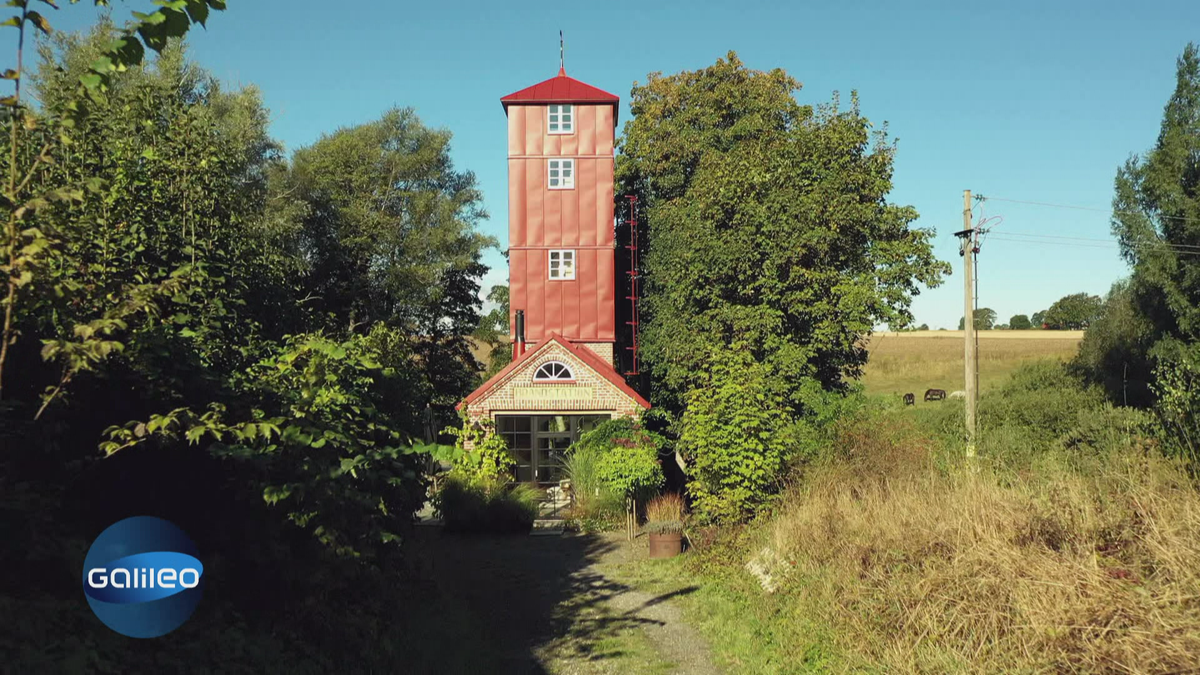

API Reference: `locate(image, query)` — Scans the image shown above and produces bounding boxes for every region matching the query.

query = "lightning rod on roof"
[560,30,565,72]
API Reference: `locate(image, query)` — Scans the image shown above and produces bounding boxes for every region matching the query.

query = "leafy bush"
[441,414,516,487]
[434,477,539,534]
[679,348,806,522]
[102,332,430,557]
[1151,340,1200,468]
[573,418,665,503]
[979,361,1108,442]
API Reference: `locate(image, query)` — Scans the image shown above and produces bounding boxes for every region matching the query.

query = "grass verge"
[618,363,1200,673]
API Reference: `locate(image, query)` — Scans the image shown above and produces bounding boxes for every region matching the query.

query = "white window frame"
[548,158,574,190]
[548,249,575,281]
[533,360,574,382]
[547,104,574,134]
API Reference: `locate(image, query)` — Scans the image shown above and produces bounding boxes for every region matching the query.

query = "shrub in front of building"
[434,478,539,534]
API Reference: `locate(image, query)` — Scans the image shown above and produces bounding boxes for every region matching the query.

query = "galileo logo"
[82,516,204,638]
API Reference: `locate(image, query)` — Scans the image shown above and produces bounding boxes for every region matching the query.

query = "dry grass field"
[862,330,1084,399]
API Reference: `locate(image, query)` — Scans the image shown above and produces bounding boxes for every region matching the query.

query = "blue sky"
[11,1,1200,329]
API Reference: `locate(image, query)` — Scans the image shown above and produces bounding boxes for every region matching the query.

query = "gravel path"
[407,528,718,674]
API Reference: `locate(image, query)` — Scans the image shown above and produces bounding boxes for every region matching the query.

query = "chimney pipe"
[513,309,526,359]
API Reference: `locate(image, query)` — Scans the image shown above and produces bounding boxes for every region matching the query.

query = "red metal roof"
[458,335,649,410]
[501,68,619,111]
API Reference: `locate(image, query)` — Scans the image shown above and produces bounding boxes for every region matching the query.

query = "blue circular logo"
[82,516,204,638]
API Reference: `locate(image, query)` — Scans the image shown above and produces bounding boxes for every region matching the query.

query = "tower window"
[548,159,574,189]
[548,104,573,134]
[533,360,574,382]
[548,249,575,280]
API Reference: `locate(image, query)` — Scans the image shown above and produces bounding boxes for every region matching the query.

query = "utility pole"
[957,190,978,456]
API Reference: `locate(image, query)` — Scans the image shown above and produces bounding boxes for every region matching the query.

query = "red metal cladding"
[504,71,618,347]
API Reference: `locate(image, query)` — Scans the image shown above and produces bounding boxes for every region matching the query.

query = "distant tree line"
[942,292,1104,331]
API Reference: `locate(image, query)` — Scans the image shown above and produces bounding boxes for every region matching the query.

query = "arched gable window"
[533,361,574,382]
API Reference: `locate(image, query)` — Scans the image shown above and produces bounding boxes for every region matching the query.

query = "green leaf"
[1,69,17,79]
[79,73,102,91]
[89,56,115,73]
[1,16,20,28]
[25,10,50,34]
[131,10,166,25]
[184,0,207,26]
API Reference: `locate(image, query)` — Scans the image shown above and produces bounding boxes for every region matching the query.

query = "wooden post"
[962,190,977,457]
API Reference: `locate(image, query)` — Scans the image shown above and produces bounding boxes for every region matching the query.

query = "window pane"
[574,415,609,437]
[561,105,572,114]
[550,251,560,261]
[538,416,570,433]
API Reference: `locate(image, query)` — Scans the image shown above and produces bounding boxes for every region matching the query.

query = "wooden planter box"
[647,531,683,558]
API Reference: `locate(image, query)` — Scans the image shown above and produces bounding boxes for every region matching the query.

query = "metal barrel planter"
[648,531,683,558]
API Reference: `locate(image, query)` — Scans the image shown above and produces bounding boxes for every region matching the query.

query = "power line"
[985,233,1200,258]
[978,195,1200,225]
[985,229,1200,252]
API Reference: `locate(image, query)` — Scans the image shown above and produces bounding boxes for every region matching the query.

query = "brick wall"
[578,342,614,366]
[465,340,641,427]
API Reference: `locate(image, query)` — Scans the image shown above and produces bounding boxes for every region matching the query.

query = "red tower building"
[459,65,648,486]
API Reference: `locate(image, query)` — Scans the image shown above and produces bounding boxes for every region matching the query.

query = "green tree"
[18,33,284,418]
[1075,280,1155,406]
[1100,43,1200,461]
[1042,292,1103,329]
[1032,310,1047,327]
[1009,314,1032,330]
[473,284,511,379]
[1,1,228,403]
[958,307,997,330]
[616,53,949,412]
[2,23,494,556]
[273,108,496,415]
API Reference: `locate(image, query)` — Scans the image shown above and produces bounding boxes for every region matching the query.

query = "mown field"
[862,330,1084,399]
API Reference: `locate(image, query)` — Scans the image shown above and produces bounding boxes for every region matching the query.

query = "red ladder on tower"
[624,195,640,376]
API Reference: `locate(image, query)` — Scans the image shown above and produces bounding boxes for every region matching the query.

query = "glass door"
[535,416,573,486]
[496,414,612,486]
[497,416,533,483]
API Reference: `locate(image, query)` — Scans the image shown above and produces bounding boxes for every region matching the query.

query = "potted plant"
[644,493,686,558]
